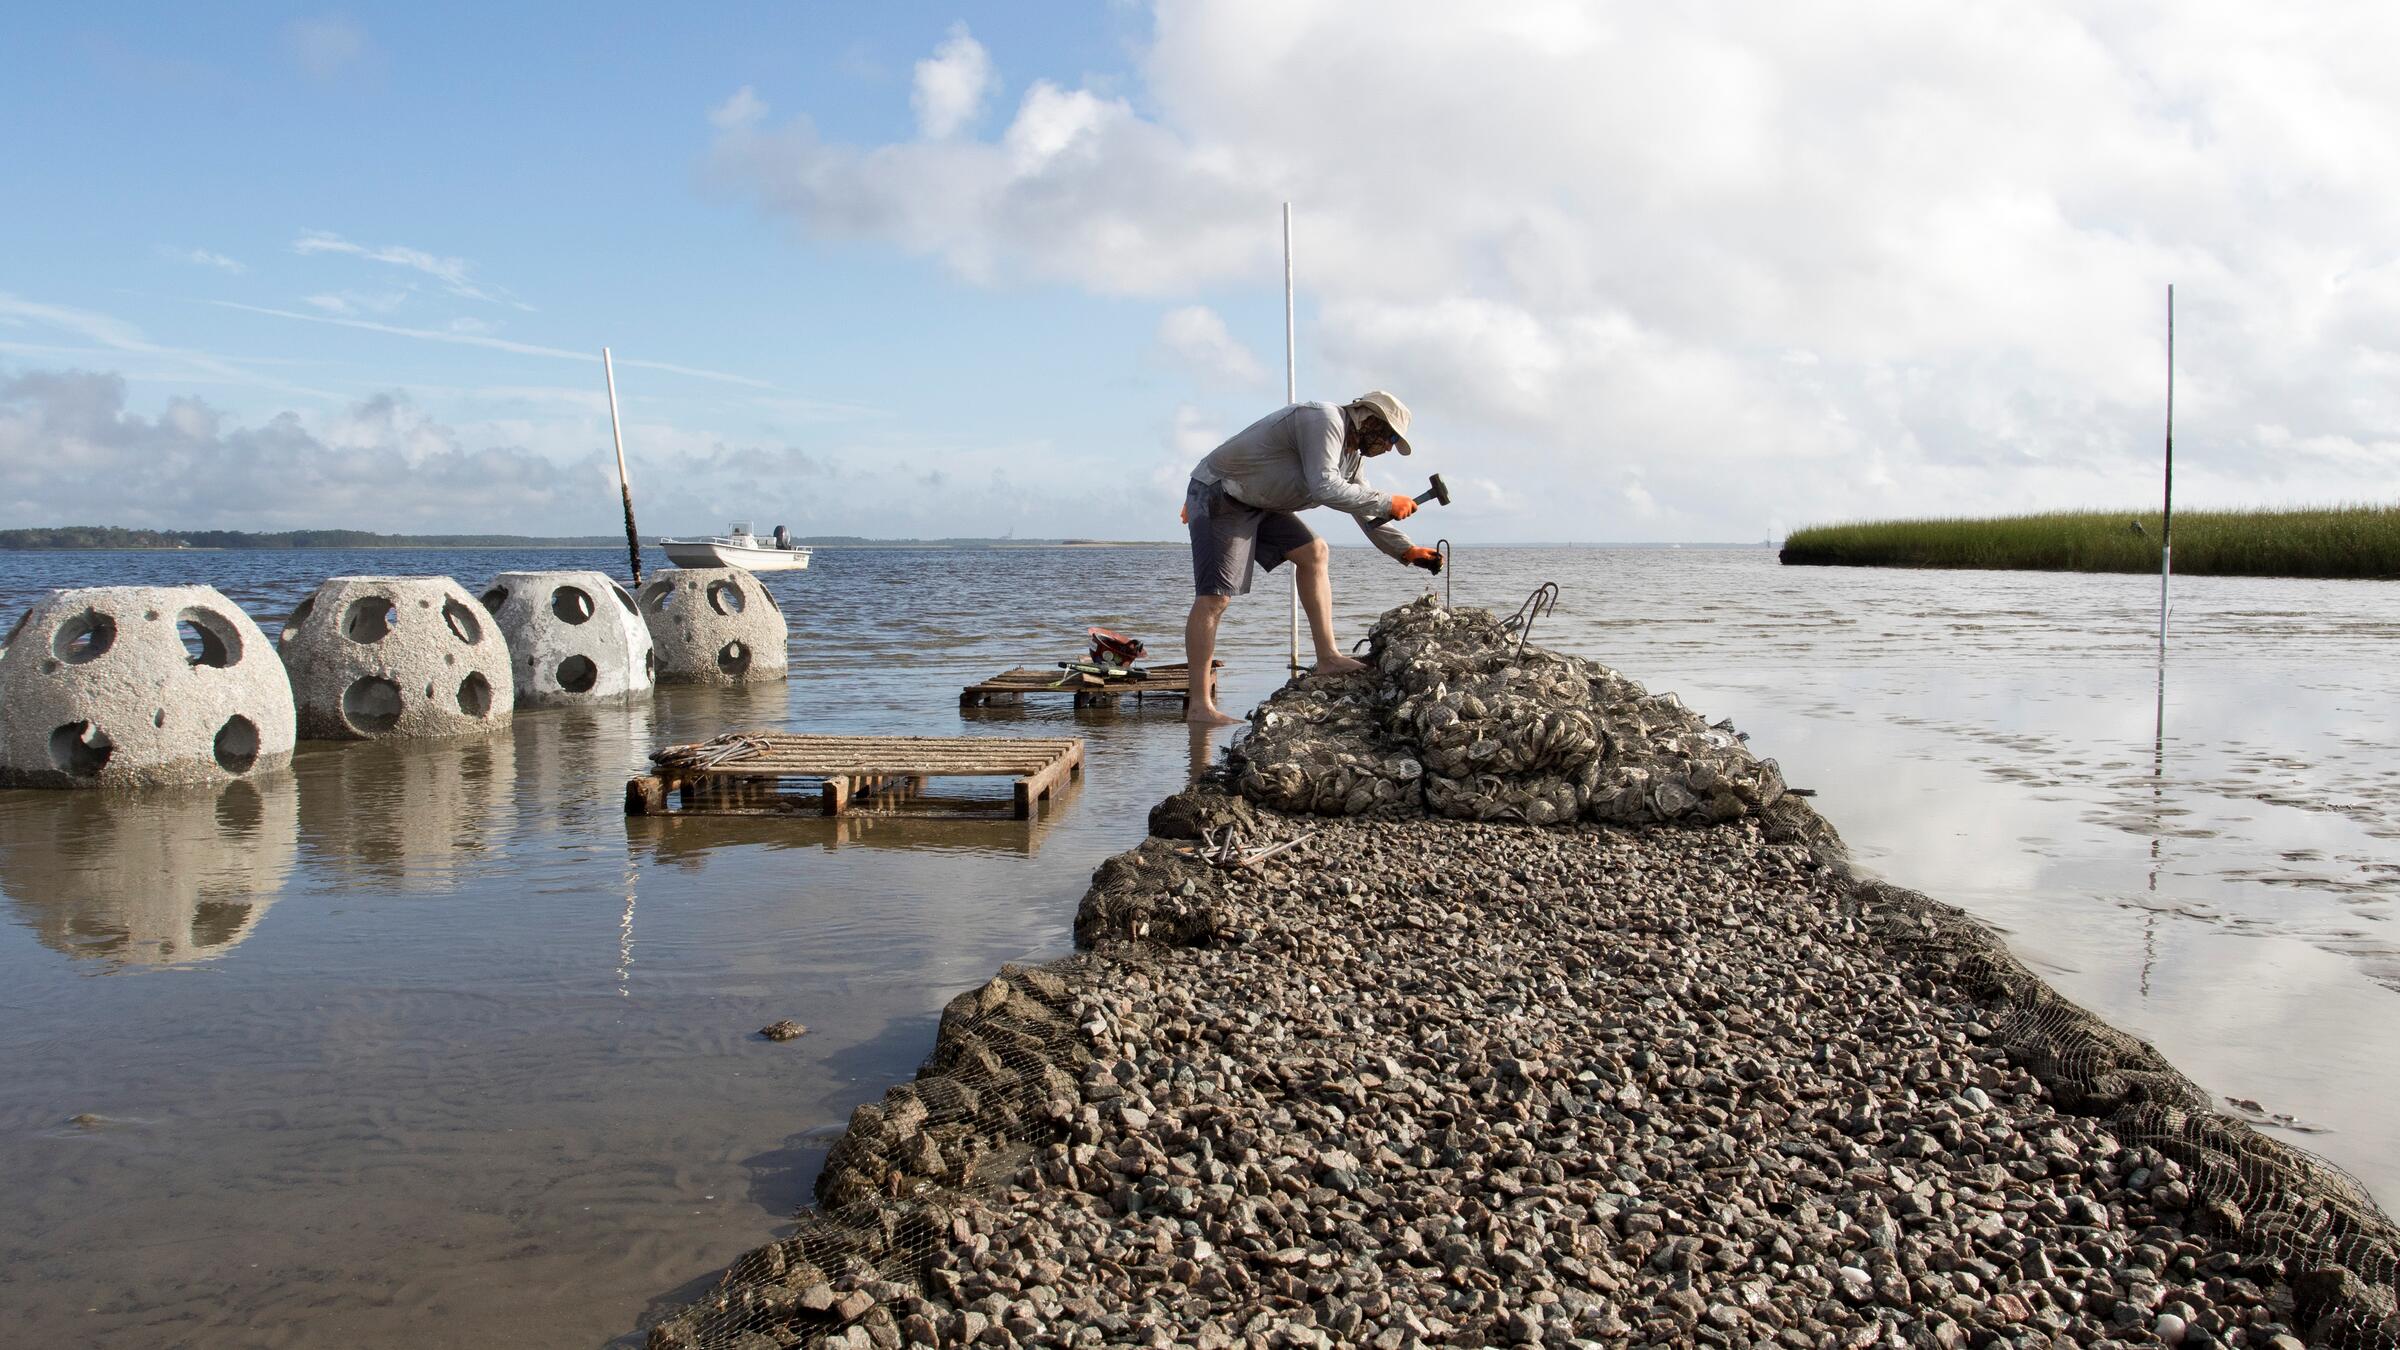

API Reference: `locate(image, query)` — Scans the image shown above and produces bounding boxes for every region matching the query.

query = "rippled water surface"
[0,544,2392,1346]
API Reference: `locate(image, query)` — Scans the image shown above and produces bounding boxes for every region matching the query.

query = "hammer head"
[1428,473,1451,506]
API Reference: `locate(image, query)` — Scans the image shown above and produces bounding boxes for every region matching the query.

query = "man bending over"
[1182,389,1441,727]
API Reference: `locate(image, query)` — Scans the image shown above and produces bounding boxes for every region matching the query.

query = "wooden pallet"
[625,733,1083,820]
[960,660,1220,709]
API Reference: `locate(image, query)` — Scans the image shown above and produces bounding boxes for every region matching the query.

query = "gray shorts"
[1187,479,1316,596]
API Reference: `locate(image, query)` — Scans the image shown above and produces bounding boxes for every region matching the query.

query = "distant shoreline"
[1780,505,2399,579]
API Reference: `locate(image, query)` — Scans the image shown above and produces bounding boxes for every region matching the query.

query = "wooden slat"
[632,732,1084,820]
[962,660,1219,705]
[691,759,1064,774]
[1011,739,1084,818]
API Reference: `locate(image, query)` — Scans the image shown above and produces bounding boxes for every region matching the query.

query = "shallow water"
[0,544,2390,1346]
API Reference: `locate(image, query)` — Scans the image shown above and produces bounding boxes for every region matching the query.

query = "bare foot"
[1312,654,1369,676]
[1185,706,1242,727]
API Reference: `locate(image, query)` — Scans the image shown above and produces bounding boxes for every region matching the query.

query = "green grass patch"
[1779,505,2400,579]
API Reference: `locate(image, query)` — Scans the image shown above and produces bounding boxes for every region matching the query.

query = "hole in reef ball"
[343,596,399,644]
[556,655,599,693]
[718,640,752,676]
[611,584,638,615]
[342,675,405,734]
[480,585,510,614]
[457,671,494,717]
[642,581,675,613]
[212,715,260,774]
[280,595,317,645]
[52,609,117,664]
[177,607,243,668]
[706,579,747,616]
[550,586,596,625]
[48,721,114,776]
[442,597,484,645]
[644,649,656,682]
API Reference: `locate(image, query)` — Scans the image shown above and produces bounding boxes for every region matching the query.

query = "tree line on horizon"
[1780,504,2399,579]
[0,526,1155,551]
[0,526,629,550]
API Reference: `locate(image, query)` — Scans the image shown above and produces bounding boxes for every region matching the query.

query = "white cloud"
[291,230,526,309]
[912,23,996,139]
[710,85,767,130]
[0,370,585,532]
[1157,305,1267,387]
[209,301,773,389]
[284,16,368,84]
[163,247,245,274]
[301,290,407,317]
[0,293,329,399]
[1151,401,1223,494]
[0,367,883,535]
[704,0,2400,539]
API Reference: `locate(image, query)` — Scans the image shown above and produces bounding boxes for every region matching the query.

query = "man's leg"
[1290,537,1367,675]
[1183,594,1238,725]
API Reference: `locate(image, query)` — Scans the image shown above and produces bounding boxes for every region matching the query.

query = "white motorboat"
[657,523,813,572]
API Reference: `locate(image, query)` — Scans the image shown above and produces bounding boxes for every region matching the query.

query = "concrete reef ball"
[277,575,516,740]
[638,567,790,685]
[479,570,654,707]
[0,585,296,789]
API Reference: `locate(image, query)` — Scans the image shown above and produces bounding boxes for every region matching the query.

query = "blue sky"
[5,3,2397,540]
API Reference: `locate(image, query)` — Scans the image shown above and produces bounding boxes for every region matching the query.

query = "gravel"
[645,602,2399,1350]
[908,815,2344,1348]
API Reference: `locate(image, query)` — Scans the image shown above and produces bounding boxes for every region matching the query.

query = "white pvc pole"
[1284,202,1300,674]
[603,347,642,584]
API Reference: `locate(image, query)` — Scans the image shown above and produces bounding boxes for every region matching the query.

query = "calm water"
[0,545,2392,1347]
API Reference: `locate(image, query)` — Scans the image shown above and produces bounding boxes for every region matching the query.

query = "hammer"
[1381,473,1451,523]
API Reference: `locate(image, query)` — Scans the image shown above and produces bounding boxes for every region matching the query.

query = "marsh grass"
[1780,505,2400,579]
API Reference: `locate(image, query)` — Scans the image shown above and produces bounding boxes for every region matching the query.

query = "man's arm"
[1293,405,1390,518]
[1356,516,1416,561]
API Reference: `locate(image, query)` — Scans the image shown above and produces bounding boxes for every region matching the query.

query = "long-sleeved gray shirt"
[1189,402,1416,560]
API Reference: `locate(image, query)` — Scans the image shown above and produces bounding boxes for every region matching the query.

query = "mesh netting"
[1233,595,1784,826]
[644,957,1114,1350]
[1858,877,2400,1346]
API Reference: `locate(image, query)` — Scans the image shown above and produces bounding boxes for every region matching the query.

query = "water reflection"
[294,732,515,890]
[0,777,298,968]
[2144,659,2167,997]
[1188,722,1220,783]
[652,677,794,738]
[504,696,658,830]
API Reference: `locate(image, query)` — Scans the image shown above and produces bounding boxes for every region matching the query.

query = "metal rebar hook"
[1435,539,1453,609]
[1501,581,1560,659]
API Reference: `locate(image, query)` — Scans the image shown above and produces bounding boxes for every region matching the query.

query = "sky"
[2,1,2395,543]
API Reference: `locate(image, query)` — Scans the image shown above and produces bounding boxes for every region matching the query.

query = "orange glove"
[1387,493,1418,521]
[1403,546,1442,574]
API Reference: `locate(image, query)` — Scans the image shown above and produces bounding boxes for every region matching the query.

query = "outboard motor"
[772,525,791,550]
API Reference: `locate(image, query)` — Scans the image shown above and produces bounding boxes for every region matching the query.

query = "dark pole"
[2158,285,2173,657]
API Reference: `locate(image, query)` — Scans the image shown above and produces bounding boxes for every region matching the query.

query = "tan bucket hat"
[1348,390,1413,455]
